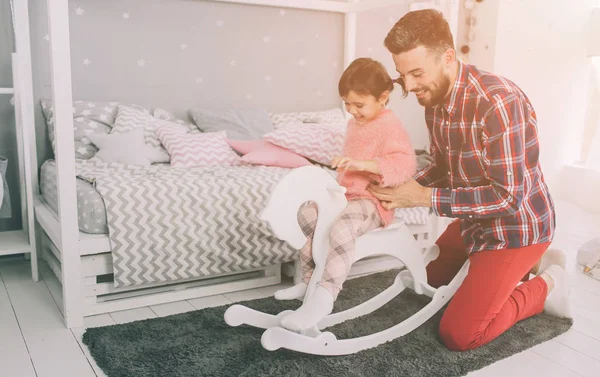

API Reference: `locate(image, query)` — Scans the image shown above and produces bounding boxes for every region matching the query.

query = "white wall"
[464,0,596,198]
[581,59,600,163]
[455,0,499,72]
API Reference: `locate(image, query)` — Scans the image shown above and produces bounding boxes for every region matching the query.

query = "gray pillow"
[40,99,119,159]
[189,108,274,140]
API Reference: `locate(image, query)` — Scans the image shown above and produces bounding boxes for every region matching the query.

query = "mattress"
[39,159,430,235]
[40,160,108,234]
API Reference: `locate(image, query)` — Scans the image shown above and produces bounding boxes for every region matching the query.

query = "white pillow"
[87,128,170,166]
[111,105,198,156]
[263,122,345,165]
[155,125,241,168]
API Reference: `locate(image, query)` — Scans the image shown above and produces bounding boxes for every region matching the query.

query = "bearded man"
[368,9,570,351]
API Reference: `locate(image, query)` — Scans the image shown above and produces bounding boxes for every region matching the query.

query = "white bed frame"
[25,0,457,328]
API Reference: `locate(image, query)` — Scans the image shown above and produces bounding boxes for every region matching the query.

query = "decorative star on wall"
[75,7,84,16]
[44,34,50,42]
[230,60,237,67]
[83,58,91,65]
[138,59,146,67]
[298,59,306,67]
[122,12,130,19]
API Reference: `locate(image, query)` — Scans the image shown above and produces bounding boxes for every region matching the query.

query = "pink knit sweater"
[337,109,417,226]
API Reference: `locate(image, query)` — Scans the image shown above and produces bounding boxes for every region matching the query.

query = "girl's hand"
[331,156,363,172]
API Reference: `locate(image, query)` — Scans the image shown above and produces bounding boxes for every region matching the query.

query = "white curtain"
[585,59,600,169]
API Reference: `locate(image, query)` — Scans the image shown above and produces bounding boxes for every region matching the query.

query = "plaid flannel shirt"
[415,61,555,254]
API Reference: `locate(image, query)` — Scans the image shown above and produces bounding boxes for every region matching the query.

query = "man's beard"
[414,72,451,107]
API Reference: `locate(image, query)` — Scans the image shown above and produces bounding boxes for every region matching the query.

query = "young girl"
[275,57,417,332]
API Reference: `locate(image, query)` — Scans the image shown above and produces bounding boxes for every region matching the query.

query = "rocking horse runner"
[223,165,470,356]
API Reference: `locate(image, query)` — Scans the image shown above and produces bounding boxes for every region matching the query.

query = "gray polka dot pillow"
[40,99,119,159]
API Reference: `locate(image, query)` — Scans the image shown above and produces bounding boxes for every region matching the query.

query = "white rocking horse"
[224,165,470,356]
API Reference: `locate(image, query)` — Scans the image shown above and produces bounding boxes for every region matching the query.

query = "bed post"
[47,0,84,328]
[343,9,357,68]
[342,3,357,116]
[12,0,39,279]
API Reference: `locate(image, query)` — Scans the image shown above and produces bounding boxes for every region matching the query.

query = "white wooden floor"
[1,200,599,377]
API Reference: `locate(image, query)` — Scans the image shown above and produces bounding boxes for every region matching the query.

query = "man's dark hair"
[384,9,455,56]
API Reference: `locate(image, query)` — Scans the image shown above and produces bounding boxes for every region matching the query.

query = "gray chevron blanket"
[75,159,430,288]
[75,159,298,288]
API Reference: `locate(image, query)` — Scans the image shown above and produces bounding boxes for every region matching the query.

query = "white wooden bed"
[26,0,458,328]
[35,198,441,317]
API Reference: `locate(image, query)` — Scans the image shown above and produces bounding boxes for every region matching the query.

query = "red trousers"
[427,220,549,351]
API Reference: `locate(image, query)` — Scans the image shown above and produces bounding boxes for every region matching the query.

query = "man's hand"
[367,179,433,210]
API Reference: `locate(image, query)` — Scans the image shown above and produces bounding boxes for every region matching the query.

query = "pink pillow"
[156,126,241,168]
[226,139,269,155]
[227,139,311,168]
[263,123,345,165]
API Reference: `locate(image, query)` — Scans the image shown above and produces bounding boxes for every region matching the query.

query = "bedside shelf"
[0,230,31,256]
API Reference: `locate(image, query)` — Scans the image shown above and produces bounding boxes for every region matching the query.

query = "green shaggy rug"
[82,270,572,377]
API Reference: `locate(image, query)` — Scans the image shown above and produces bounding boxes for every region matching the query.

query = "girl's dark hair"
[338,58,394,101]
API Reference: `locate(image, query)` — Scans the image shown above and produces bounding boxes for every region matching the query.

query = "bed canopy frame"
[15,0,455,328]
